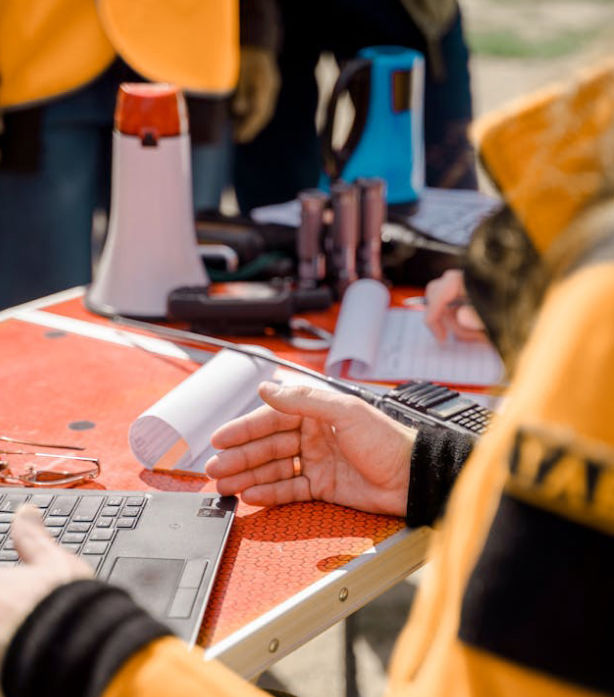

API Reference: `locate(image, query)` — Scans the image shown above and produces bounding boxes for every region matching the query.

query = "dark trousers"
[234,0,476,213]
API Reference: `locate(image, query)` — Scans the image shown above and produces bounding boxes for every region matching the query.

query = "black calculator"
[379,380,494,436]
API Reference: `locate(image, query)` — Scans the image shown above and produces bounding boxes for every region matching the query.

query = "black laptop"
[0,488,237,645]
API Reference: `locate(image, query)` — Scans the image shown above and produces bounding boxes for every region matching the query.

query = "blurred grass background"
[466,0,614,58]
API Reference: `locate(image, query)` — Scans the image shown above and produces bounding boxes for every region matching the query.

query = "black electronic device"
[114,318,495,439]
[195,210,298,259]
[378,380,493,436]
[167,283,333,335]
[194,211,299,282]
[380,222,463,287]
[168,283,292,334]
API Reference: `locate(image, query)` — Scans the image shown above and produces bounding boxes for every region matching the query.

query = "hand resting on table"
[205,382,415,517]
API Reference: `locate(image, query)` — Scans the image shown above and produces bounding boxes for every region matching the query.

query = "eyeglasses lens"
[0,452,99,487]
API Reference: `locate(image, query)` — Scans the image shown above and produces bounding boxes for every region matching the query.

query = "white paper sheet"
[325,279,390,377]
[129,349,275,475]
[250,199,301,227]
[401,187,502,247]
[326,280,504,386]
[129,348,337,476]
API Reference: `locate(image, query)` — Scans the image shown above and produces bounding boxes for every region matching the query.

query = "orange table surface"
[44,285,423,375]
[0,291,422,665]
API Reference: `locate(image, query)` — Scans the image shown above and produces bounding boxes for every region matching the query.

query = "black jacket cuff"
[406,424,475,527]
[2,580,172,697]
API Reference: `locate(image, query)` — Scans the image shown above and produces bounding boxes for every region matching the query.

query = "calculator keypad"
[448,404,492,434]
[388,380,493,435]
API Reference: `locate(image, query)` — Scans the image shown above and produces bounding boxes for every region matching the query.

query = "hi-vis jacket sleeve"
[0,0,239,108]
[0,579,269,697]
[386,254,614,697]
[0,578,275,697]
[384,60,614,697]
[104,638,269,697]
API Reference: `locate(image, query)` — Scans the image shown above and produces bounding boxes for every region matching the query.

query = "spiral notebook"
[325,280,504,387]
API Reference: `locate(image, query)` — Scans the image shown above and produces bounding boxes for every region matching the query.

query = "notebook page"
[349,308,504,386]
[325,279,390,377]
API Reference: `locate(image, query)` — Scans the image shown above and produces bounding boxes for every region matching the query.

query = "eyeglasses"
[0,436,99,487]
[0,450,100,487]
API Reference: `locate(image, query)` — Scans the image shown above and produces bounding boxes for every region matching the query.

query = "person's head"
[467,60,614,371]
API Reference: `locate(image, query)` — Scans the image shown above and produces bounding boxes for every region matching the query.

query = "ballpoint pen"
[402,295,472,309]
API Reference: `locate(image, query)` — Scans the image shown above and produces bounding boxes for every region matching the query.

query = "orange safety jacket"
[98,59,614,697]
[0,0,239,109]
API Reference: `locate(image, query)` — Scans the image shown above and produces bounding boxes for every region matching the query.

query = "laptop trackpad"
[108,557,184,616]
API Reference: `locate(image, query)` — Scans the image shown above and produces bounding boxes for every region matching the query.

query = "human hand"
[232,46,281,143]
[205,382,415,517]
[424,269,486,343]
[0,506,92,664]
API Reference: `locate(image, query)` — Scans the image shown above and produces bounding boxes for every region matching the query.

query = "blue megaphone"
[320,46,425,204]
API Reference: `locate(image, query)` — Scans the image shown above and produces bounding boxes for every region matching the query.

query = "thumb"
[233,48,280,143]
[232,79,250,117]
[259,381,364,428]
[11,504,57,565]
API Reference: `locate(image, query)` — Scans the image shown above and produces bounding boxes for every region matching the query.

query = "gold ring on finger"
[292,455,302,478]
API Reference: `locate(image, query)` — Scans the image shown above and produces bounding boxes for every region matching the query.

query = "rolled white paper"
[325,279,390,377]
[129,348,275,475]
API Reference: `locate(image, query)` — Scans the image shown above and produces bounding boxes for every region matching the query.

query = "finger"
[448,321,488,343]
[207,430,301,478]
[215,456,297,496]
[258,382,364,428]
[445,310,487,343]
[233,53,280,143]
[456,305,485,332]
[211,403,301,450]
[232,91,250,118]
[424,281,450,342]
[231,80,254,142]
[11,505,58,564]
[234,112,256,144]
[240,477,313,507]
[425,307,452,343]
[237,85,277,143]
[235,106,262,143]
[424,270,465,342]
[425,291,458,342]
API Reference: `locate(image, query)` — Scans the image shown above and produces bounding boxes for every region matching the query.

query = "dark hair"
[463,205,542,372]
[464,198,614,373]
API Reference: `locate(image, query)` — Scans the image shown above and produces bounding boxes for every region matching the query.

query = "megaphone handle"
[321,58,371,180]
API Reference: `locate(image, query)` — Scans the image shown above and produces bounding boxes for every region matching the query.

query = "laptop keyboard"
[0,491,147,572]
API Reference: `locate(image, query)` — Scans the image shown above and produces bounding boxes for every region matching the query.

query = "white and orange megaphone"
[86,83,209,318]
